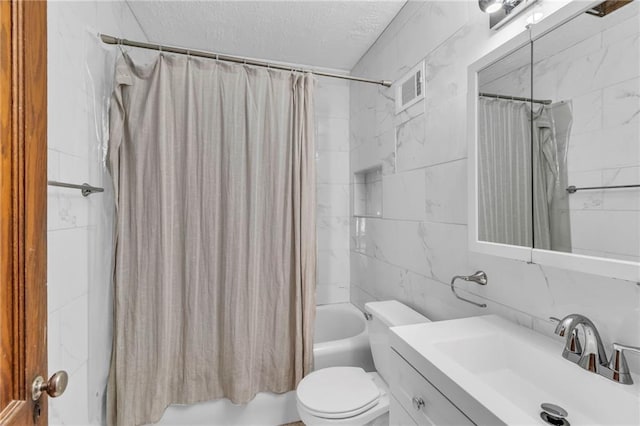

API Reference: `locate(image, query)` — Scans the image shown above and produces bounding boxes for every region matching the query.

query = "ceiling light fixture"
[479,0,504,14]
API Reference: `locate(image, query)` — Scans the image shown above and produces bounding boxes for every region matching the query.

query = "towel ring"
[450,271,488,308]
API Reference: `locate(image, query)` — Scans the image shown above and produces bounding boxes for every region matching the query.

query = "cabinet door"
[389,351,474,426]
[390,396,418,426]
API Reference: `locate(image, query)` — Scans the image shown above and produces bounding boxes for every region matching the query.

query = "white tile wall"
[349,0,640,373]
[48,2,148,424]
[315,77,351,304]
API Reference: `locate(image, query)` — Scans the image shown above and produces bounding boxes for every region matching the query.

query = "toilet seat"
[296,367,381,419]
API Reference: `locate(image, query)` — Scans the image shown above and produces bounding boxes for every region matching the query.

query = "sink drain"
[540,403,570,426]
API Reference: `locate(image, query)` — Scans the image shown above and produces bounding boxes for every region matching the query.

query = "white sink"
[390,315,640,425]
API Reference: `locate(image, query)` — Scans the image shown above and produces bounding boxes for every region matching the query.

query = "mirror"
[531,3,639,263]
[471,0,640,278]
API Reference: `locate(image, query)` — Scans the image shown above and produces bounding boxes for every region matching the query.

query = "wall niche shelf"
[353,165,382,218]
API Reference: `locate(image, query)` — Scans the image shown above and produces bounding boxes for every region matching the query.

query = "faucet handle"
[607,343,640,385]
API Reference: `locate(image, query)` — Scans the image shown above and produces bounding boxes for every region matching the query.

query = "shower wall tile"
[48,151,91,231]
[315,77,350,119]
[603,166,640,211]
[47,2,149,425]
[422,95,468,165]
[317,249,350,285]
[317,184,350,217]
[571,90,603,135]
[316,151,350,184]
[424,159,468,225]
[349,0,640,363]
[316,117,350,152]
[315,77,351,305]
[395,114,426,172]
[395,95,467,172]
[317,284,350,306]
[382,169,427,221]
[55,295,89,377]
[603,77,640,128]
[570,210,640,260]
[47,228,89,313]
[317,216,350,250]
[49,362,90,426]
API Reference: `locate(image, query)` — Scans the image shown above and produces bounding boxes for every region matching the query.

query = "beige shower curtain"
[106,53,316,426]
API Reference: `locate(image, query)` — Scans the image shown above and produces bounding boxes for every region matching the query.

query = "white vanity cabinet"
[388,350,473,426]
[389,316,640,426]
[389,396,418,426]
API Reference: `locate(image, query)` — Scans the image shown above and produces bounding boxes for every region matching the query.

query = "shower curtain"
[532,102,573,252]
[478,98,572,250]
[106,53,316,426]
[478,98,533,246]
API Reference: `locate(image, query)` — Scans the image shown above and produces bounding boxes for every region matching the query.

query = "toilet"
[296,301,430,425]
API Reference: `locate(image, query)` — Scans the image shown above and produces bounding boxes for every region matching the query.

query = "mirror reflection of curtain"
[478,98,533,246]
[531,102,573,251]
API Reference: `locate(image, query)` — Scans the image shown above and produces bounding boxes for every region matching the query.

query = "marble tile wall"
[47,3,148,425]
[315,77,351,304]
[349,0,640,371]
[548,6,640,262]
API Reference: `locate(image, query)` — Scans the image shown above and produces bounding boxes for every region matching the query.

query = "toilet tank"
[365,301,430,383]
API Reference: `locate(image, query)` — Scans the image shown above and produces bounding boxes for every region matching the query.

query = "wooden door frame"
[0,1,48,424]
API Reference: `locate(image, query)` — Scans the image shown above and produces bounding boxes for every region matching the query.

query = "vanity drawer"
[389,350,473,426]
[390,395,418,426]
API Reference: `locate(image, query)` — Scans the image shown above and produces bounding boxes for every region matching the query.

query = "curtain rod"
[479,92,552,105]
[100,34,392,88]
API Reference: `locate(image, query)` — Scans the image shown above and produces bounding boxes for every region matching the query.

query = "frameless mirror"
[531,2,640,263]
[470,0,640,279]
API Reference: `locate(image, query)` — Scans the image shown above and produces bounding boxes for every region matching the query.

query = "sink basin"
[390,315,640,425]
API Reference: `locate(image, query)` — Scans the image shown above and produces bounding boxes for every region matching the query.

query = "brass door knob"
[32,370,68,400]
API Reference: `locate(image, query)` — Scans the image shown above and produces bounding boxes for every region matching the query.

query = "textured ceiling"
[126,1,407,71]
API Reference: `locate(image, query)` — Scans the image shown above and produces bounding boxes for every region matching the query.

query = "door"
[0,1,53,424]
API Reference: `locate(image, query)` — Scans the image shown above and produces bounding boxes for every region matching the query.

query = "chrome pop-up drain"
[540,403,570,426]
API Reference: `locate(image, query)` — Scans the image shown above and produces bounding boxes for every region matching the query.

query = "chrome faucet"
[553,314,640,384]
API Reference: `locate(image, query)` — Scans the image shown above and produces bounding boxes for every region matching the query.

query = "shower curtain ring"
[117,38,126,55]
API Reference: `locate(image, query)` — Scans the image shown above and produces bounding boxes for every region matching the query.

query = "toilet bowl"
[296,301,430,425]
[296,367,389,426]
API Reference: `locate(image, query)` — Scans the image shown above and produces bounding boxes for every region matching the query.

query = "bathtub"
[156,303,372,425]
[314,302,375,371]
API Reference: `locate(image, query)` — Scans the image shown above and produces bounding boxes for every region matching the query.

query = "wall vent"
[395,61,425,114]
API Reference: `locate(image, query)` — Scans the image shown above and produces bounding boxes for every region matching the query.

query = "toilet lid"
[296,367,381,419]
